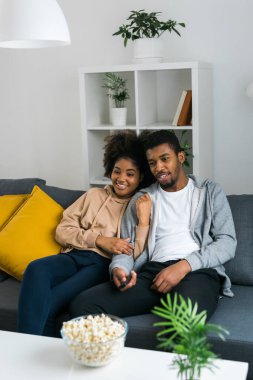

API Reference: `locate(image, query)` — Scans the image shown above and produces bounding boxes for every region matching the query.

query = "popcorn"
[61,314,127,366]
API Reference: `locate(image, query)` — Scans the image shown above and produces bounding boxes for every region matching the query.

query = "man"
[69,130,236,320]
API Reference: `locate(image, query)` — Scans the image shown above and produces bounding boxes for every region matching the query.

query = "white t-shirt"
[151,178,199,262]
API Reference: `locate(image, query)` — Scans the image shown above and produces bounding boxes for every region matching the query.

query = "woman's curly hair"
[103,130,154,189]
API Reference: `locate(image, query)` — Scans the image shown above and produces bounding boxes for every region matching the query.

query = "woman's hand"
[136,193,152,227]
[95,236,133,255]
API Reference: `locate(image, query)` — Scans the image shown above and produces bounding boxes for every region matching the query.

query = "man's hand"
[136,193,152,227]
[95,236,133,255]
[151,260,191,294]
[112,268,137,292]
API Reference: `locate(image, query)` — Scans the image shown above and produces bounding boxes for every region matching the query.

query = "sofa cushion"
[225,195,253,285]
[208,285,253,380]
[0,194,29,230]
[39,184,83,209]
[0,194,30,282]
[0,178,46,195]
[0,186,63,280]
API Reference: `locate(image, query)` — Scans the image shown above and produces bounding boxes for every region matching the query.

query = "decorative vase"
[111,107,127,127]
[133,38,164,63]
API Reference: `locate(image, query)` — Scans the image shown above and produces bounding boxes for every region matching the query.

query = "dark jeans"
[17,249,110,336]
[69,260,221,321]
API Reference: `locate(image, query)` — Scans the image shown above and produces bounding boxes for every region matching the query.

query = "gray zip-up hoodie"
[109,175,237,297]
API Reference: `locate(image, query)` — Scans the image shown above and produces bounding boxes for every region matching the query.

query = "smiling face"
[146,143,188,191]
[110,157,142,199]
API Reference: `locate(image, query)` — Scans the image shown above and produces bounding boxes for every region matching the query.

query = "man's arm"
[151,183,236,294]
[186,184,237,271]
[109,192,141,276]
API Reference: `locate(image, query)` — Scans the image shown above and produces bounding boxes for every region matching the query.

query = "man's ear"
[178,151,185,164]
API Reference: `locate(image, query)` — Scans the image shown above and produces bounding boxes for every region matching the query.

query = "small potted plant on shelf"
[176,129,193,169]
[113,9,185,63]
[152,293,228,380]
[102,72,130,127]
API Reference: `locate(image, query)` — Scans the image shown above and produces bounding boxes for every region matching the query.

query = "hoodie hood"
[104,184,134,204]
[137,175,211,195]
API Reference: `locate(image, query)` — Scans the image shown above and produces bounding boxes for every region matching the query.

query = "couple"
[18,129,236,336]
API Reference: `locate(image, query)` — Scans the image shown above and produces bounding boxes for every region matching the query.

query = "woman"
[17,131,152,337]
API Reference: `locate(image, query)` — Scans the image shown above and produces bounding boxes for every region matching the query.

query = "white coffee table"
[0,330,248,380]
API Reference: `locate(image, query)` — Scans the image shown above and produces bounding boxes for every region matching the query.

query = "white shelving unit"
[79,62,212,190]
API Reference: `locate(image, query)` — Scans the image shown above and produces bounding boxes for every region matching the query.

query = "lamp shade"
[0,0,71,48]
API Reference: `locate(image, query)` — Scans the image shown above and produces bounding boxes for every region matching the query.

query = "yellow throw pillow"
[0,194,28,230]
[0,185,64,280]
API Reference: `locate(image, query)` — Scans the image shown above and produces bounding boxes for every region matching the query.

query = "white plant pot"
[111,107,127,127]
[133,38,164,63]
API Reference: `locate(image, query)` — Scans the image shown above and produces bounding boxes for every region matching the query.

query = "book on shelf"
[172,90,187,126]
[172,90,192,126]
[177,90,192,126]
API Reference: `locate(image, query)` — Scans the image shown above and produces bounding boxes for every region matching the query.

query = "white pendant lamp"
[0,0,71,48]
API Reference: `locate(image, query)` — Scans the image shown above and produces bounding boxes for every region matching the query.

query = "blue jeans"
[17,249,110,336]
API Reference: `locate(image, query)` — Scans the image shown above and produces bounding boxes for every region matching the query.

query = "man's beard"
[159,177,177,190]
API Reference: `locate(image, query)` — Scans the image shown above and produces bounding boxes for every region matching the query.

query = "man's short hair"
[140,130,183,154]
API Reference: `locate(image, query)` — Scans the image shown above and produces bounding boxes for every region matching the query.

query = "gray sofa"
[0,178,252,379]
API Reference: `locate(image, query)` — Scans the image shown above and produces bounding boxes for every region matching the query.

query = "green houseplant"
[102,72,130,108]
[113,9,185,63]
[152,293,228,380]
[113,9,185,47]
[102,72,130,127]
[175,129,192,169]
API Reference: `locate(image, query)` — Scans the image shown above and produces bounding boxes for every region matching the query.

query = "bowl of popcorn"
[61,314,128,367]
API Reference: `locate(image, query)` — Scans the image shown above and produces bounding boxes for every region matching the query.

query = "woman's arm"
[109,192,151,275]
[95,235,133,256]
[134,193,151,258]
[55,193,100,250]
[55,190,134,254]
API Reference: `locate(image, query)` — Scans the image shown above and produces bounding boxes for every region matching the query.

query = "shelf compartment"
[84,71,136,127]
[136,69,191,127]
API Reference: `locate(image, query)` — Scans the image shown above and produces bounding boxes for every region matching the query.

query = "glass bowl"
[61,314,128,367]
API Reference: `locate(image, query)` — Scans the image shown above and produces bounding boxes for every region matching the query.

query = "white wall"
[0,0,252,194]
